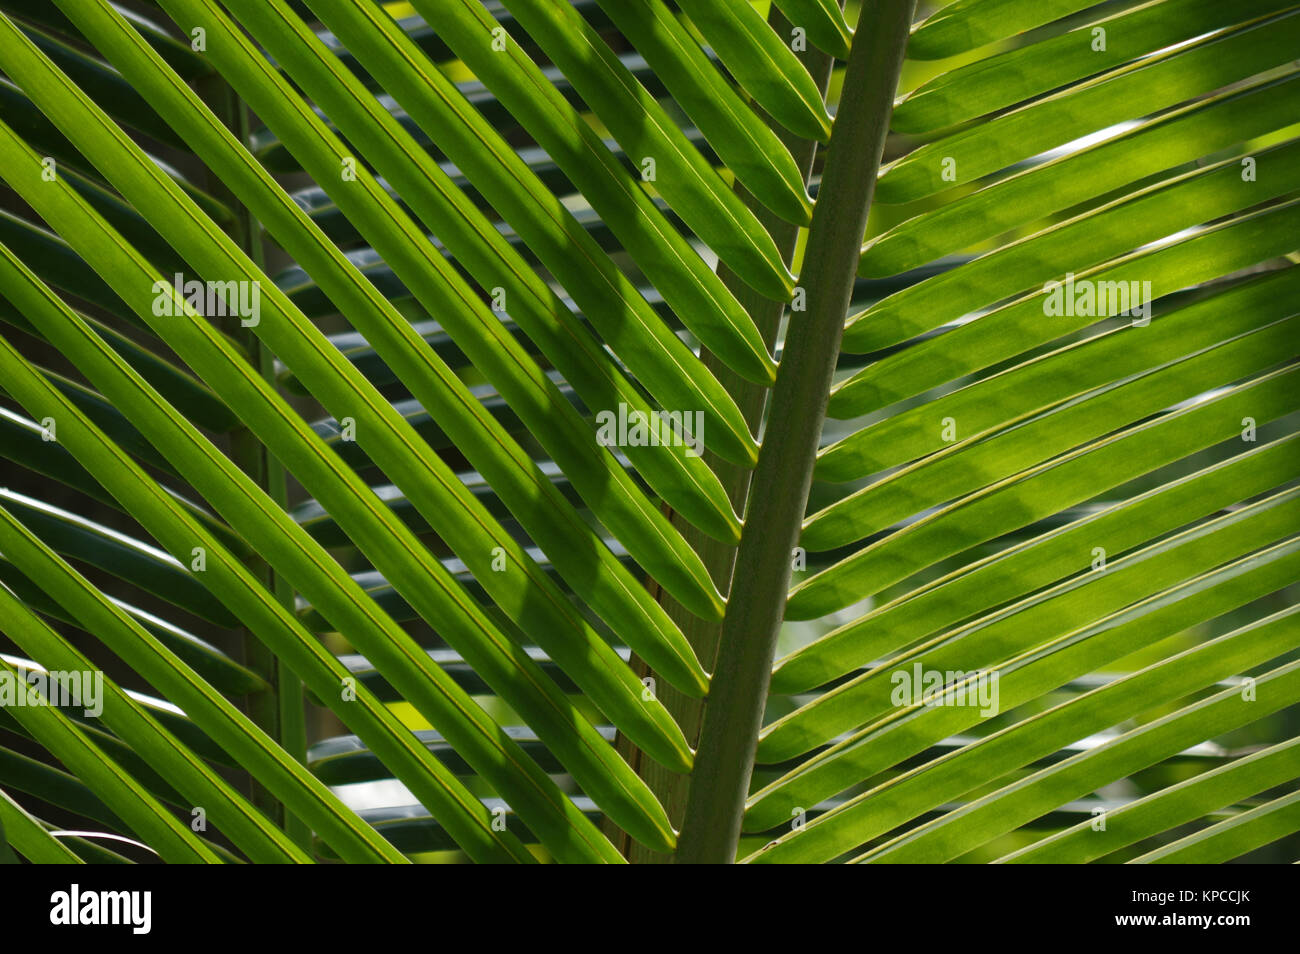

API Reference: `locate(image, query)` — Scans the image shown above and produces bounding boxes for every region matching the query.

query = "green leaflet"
[752,555,1300,835]
[776,434,1300,693]
[1133,790,1300,863]
[0,652,221,864]
[767,491,1300,761]
[823,268,1300,481]
[593,0,815,223]
[0,0,1294,867]
[907,0,1098,60]
[2,6,693,843]
[410,0,779,384]
[998,735,1300,863]
[66,0,720,681]
[836,201,1300,416]
[0,488,237,627]
[895,0,1294,132]
[0,142,623,856]
[848,141,1300,355]
[752,597,1300,862]
[304,0,761,472]
[494,0,796,293]
[216,0,744,559]
[0,243,534,864]
[675,0,833,141]
[0,353,406,862]
[863,73,1300,276]
[0,548,317,864]
[791,366,1300,618]
[878,13,1300,203]
[139,0,730,628]
[771,0,852,59]
[813,315,1298,551]
[858,656,1300,863]
[0,788,83,863]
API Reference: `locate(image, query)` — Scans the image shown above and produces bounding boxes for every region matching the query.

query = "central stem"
[610,5,837,863]
[675,0,917,864]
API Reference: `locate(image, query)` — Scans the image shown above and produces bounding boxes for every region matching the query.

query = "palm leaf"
[0,0,1294,865]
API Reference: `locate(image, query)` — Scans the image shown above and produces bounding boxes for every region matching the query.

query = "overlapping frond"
[0,0,1293,865]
